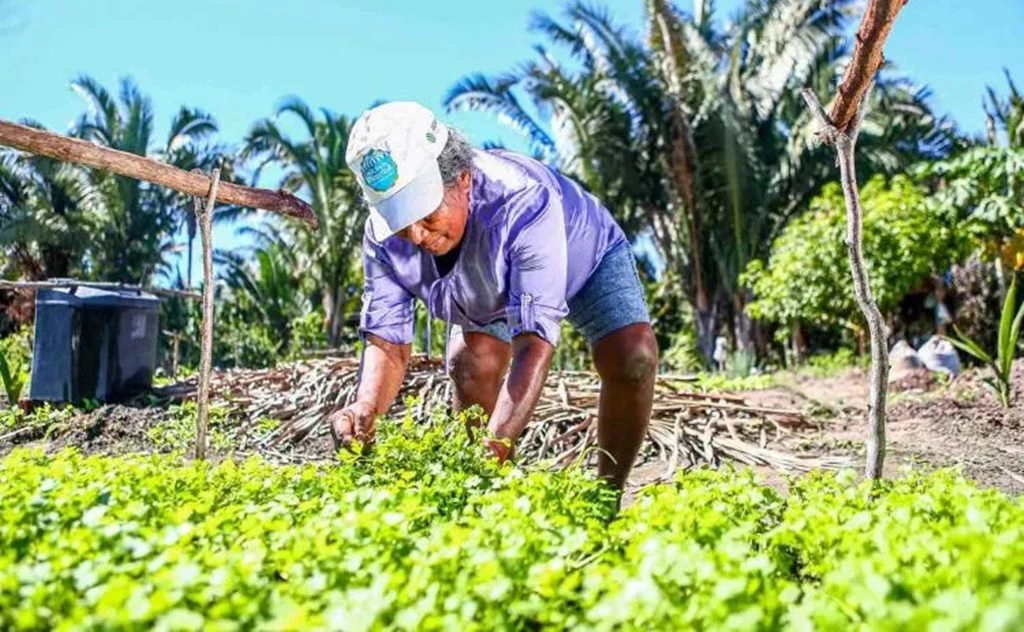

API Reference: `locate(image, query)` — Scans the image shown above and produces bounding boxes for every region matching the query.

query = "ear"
[458,169,472,194]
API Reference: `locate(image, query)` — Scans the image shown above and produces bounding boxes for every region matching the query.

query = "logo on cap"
[360,149,398,192]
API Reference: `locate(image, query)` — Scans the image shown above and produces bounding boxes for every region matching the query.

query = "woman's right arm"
[329,334,411,446]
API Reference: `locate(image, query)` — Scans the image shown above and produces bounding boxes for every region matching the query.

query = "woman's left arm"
[483,186,567,459]
[484,332,554,460]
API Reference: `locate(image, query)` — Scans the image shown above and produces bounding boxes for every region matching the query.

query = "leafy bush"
[917,146,1024,248]
[0,327,32,405]
[1,411,1022,630]
[743,176,969,341]
[800,348,865,378]
[287,312,330,359]
[213,298,281,369]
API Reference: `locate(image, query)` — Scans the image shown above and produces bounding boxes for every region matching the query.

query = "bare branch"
[801,89,838,142]
[0,119,318,228]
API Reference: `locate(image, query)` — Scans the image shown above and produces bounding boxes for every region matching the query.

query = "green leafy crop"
[0,409,1021,630]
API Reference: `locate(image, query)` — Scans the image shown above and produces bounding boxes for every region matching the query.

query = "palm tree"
[241,99,366,346]
[216,236,305,354]
[0,122,99,280]
[447,0,953,362]
[154,107,230,287]
[985,70,1024,148]
[70,75,222,284]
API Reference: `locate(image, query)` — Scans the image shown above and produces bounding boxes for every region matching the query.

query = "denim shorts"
[450,241,650,346]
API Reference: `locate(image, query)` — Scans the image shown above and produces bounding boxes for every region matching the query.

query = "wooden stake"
[798,0,908,481]
[803,89,889,480]
[194,167,221,460]
[0,120,318,228]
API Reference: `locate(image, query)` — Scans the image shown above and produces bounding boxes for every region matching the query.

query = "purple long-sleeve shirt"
[359,149,626,346]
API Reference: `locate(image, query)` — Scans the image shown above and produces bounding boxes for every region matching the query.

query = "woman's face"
[396,170,471,256]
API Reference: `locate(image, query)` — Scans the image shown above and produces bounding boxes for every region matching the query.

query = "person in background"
[325,101,658,488]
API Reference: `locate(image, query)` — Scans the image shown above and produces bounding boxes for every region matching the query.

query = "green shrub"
[743,176,969,341]
[799,348,865,378]
[287,312,330,359]
[0,327,32,405]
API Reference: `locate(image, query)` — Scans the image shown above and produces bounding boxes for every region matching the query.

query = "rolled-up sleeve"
[504,186,569,345]
[359,231,415,345]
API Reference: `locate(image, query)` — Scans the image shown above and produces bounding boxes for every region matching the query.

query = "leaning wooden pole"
[193,168,221,460]
[0,120,318,228]
[802,0,908,480]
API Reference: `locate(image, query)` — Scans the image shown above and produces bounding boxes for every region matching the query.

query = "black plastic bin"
[29,285,160,403]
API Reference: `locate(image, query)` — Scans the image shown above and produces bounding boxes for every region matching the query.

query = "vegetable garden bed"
[1,412,1022,630]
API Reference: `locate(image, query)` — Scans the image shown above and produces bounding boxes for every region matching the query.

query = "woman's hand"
[327,400,377,450]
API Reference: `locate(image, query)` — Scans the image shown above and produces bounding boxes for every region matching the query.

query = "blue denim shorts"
[451,241,650,346]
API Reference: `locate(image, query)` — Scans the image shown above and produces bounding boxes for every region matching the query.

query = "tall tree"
[447,0,953,362]
[70,75,221,284]
[241,99,366,346]
[985,70,1024,149]
[0,126,98,280]
[154,107,228,287]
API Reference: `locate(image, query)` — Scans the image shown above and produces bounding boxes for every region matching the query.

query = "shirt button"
[523,293,533,304]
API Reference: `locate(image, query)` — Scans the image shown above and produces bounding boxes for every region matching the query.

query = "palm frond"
[445,72,556,155]
[167,107,218,152]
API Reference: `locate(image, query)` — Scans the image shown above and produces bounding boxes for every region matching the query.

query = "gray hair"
[437,128,474,186]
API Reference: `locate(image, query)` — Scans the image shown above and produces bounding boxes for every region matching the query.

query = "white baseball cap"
[345,101,450,241]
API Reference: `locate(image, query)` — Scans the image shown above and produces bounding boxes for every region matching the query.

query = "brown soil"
[48,405,172,455]
[738,363,1024,496]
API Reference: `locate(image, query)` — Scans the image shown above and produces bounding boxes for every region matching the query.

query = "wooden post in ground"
[193,167,221,460]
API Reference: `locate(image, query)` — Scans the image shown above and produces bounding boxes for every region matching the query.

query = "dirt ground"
[4,361,1024,499]
[740,363,1024,496]
[622,362,1024,500]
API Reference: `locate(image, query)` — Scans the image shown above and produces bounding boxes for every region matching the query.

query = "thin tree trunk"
[168,332,181,378]
[326,284,345,348]
[800,0,907,480]
[803,89,890,480]
[695,301,718,365]
[733,291,755,352]
[650,5,714,366]
[792,321,806,364]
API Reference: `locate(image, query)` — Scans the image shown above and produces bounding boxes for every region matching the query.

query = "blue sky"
[1,0,1022,282]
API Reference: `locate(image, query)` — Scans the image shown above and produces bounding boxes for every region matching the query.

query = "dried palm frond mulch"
[160,356,850,473]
